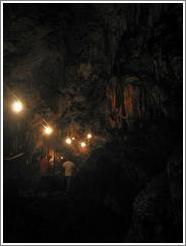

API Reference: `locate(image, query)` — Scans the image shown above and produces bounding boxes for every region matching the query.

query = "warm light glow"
[87,133,92,139]
[80,142,86,148]
[61,156,64,159]
[12,101,23,113]
[65,138,72,145]
[43,126,53,135]
[72,137,75,140]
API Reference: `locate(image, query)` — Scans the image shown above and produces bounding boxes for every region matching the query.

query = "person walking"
[39,155,49,176]
[62,159,76,193]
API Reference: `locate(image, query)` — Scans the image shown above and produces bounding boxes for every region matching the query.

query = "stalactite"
[106,77,167,129]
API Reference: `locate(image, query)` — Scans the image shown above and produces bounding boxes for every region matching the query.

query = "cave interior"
[3,3,183,243]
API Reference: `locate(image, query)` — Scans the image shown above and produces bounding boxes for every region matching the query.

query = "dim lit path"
[4,159,125,243]
[4,135,183,243]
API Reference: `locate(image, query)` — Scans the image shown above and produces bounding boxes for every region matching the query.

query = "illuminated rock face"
[3,4,182,139]
[106,76,167,129]
[3,3,183,158]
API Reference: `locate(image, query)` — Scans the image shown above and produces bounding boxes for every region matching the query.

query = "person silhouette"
[62,158,76,193]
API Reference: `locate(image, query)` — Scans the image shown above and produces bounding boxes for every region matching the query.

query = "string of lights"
[8,88,93,152]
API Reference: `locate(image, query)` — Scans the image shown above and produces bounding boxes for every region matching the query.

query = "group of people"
[39,154,76,193]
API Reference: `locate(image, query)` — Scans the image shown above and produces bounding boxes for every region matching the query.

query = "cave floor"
[4,172,125,243]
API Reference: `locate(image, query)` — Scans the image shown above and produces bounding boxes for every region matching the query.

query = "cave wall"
[3,3,183,243]
[3,3,183,151]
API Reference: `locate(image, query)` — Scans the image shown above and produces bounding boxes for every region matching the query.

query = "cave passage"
[3,2,183,244]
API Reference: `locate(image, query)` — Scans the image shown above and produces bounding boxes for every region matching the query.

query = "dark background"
[3,3,183,243]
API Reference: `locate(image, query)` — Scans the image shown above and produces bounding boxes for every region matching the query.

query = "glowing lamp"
[87,133,92,139]
[72,137,75,140]
[12,100,23,113]
[65,138,72,145]
[43,126,53,135]
[80,142,86,148]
